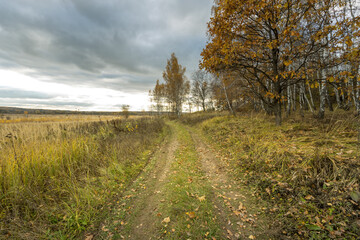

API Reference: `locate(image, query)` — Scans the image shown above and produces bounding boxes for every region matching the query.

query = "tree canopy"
[201,0,360,124]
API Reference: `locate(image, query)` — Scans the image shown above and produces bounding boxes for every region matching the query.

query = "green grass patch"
[157,121,221,239]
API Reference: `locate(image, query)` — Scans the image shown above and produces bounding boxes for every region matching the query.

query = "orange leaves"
[345,36,353,47]
[310,82,319,89]
[201,0,357,123]
[283,60,293,67]
[186,211,196,219]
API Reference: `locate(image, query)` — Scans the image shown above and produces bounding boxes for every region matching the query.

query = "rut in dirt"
[93,126,178,240]
[189,129,276,240]
[126,130,178,239]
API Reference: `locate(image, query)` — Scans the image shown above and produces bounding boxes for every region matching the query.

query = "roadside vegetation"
[0,116,165,239]
[183,111,360,239]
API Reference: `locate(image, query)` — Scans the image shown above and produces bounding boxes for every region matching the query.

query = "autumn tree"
[149,79,166,115]
[162,53,190,116]
[201,0,354,124]
[191,70,212,111]
[343,0,360,116]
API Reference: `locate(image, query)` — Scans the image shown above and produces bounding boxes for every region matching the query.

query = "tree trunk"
[293,84,297,111]
[318,77,326,119]
[356,81,360,115]
[286,85,291,116]
[221,80,235,116]
[302,82,314,113]
[307,83,316,110]
[334,85,342,108]
[275,100,282,126]
[299,84,304,110]
[326,86,334,111]
[351,65,360,115]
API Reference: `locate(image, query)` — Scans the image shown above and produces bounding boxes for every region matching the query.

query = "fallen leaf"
[162,217,170,224]
[101,225,109,232]
[234,210,242,216]
[85,235,94,240]
[350,191,360,202]
[238,202,245,210]
[305,195,314,200]
[186,211,196,219]
[249,235,256,239]
[198,195,206,202]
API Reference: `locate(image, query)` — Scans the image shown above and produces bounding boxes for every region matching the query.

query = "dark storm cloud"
[0,0,213,92]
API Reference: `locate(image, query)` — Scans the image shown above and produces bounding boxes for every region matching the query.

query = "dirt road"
[93,121,272,239]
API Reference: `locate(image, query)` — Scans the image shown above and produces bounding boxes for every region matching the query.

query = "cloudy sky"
[0,0,213,111]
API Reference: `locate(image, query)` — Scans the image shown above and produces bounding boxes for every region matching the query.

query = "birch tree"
[201,0,352,125]
[191,70,212,111]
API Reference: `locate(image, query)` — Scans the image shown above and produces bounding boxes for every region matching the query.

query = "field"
[0,111,359,239]
[0,114,165,239]
[0,114,139,124]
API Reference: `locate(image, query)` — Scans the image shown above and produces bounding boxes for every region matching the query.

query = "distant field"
[0,113,146,124]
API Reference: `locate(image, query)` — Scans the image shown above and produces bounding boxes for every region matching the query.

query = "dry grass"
[198,111,360,239]
[0,116,165,239]
[0,113,143,124]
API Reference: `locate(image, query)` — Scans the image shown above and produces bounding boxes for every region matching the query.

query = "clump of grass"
[200,113,360,239]
[0,117,165,239]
